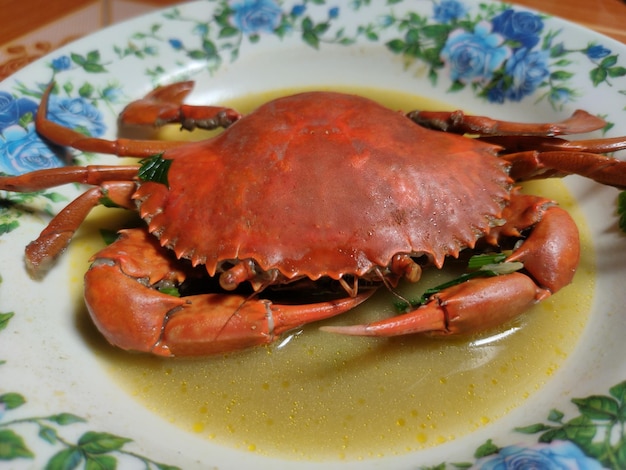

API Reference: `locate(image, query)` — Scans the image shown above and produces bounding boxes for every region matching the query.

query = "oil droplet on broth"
[68,87,595,461]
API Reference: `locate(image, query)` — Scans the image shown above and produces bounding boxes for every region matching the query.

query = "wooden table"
[1,0,625,81]
[513,0,626,44]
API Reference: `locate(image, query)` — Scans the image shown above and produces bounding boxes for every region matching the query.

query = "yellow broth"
[68,88,595,461]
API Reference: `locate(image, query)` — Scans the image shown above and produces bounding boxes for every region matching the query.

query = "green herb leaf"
[418,270,495,304]
[138,154,172,187]
[99,229,119,246]
[394,251,523,311]
[219,26,239,38]
[467,253,507,270]
[158,286,181,297]
[616,439,626,469]
[98,195,120,208]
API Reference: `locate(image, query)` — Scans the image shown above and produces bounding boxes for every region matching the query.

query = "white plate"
[1,1,625,469]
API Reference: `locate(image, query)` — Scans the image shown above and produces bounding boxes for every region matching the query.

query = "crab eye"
[138,153,172,187]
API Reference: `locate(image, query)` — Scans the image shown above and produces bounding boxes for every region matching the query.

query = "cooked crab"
[1,81,625,356]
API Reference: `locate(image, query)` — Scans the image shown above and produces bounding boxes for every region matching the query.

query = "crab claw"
[322,195,579,339]
[320,273,547,337]
[85,228,374,356]
[87,263,373,357]
[322,192,580,336]
[161,291,374,356]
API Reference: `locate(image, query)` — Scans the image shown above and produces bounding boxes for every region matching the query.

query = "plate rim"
[1,1,625,469]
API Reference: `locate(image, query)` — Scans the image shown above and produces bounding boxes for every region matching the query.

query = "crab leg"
[502,150,626,189]
[480,135,626,154]
[321,195,578,338]
[0,165,138,192]
[0,174,139,276]
[35,84,185,156]
[408,109,606,136]
[118,80,242,130]
[85,228,374,356]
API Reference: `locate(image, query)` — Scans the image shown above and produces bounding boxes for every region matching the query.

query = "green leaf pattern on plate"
[0,314,181,469]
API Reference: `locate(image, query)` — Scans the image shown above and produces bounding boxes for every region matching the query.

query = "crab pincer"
[85,229,374,357]
[321,194,579,338]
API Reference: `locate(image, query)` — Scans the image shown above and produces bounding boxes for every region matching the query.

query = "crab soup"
[69,88,594,461]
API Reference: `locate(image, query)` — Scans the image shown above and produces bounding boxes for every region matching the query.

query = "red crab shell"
[135,91,512,281]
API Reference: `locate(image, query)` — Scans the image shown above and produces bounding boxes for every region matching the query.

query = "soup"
[68,88,594,461]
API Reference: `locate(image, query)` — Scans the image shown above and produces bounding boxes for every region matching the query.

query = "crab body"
[141,92,510,283]
[1,81,626,357]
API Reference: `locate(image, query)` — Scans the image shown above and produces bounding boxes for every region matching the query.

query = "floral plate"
[1,1,626,469]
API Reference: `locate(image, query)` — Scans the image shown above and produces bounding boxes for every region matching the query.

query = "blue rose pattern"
[491,9,544,49]
[168,38,184,51]
[484,9,549,101]
[157,0,622,107]
[472,441,604,470]
[0,91,106,175]
[499,48,550,102]
[231,0,282,34]
[0,123,66,175]
[0,92,38,133]
[290,4,306,17]
[437,7,553,102]
[46,96,106,138]
[433,0,468,24]
[441,22,510,84]
[51,55,72,72]
[586,44,611,59]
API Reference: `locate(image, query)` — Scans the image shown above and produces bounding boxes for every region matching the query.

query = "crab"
[1,81,626,357]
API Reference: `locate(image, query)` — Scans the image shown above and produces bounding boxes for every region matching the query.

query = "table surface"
[1,0,625,82]
[513,0,626,43]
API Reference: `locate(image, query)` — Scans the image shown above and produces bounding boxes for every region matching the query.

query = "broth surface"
[69,88,595,461]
